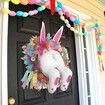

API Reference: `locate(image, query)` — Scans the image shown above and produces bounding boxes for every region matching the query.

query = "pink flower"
[31,57,35,61]
[22,45,27,50]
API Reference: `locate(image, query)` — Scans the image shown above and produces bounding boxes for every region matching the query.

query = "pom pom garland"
[4,0,47,5]
[1,0,104,70]
[1,0,101,37]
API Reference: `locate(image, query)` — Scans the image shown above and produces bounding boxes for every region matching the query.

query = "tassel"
[22,81,26,89]
[32,73,37,88]
[21,70,31,82]
[50,0,56,15]
[30,72,38,89]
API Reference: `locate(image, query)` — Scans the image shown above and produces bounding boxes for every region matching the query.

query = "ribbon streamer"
[50,0,56,15]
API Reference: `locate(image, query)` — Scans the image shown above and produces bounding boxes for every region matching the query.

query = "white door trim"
[86,30,101,105]
[0,1,3,105]
[1,2,9,105]
[1,2,100,105]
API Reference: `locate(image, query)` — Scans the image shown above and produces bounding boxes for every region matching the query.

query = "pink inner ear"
[40,22,46,44]
[53,31,61,42]
[66,75,72,83]
[54,77,60,85]
[53,26,64,43]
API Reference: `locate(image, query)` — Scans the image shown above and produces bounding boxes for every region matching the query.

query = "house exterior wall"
[60,0,105,105]
[0,0,105,105]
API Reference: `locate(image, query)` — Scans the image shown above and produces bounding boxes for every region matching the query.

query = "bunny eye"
[66,75,71,83]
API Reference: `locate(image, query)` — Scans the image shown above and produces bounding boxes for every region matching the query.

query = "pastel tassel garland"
[0,0,103,71]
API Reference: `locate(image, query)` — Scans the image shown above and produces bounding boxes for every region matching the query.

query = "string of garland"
[3,0,49,5]
[0,0,104,70]
[0,1,99,36]
[95,26,104,71]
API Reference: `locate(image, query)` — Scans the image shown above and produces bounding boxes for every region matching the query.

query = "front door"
[8,3,79,105]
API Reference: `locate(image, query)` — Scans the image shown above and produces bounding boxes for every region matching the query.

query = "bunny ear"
[40,22,46,44]
[53,26,64,43]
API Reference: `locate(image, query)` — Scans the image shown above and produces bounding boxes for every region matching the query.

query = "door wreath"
[21,22,72,94]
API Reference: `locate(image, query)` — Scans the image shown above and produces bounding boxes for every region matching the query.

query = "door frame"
[0,2,101,105]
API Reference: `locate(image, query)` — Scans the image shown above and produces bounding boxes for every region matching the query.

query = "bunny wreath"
[1,1,103,68]
[21,22,72,94]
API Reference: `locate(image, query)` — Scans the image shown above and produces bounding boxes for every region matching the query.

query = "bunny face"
[60,82,69,91]
[45,69,60,94]
[48,79,59,94]
[60,74,72,91]
[60,68,72,91]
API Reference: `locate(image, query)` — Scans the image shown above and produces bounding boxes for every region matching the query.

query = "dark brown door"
[8,3,79,105]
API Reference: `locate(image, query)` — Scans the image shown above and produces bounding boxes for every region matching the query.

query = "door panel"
[8,3,79,105]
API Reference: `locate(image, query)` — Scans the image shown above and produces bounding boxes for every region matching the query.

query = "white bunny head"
[21,22,72,94]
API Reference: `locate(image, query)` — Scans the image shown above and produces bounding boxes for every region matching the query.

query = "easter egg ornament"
[20,0,29,5]
[28,0,35,4]
[35,0,41,3]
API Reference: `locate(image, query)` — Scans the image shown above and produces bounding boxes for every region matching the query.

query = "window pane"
[83,36,86,48]
[86,73,90,95]
[84,50,88,71]
[88,97,91,105]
